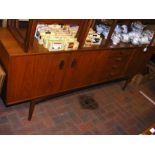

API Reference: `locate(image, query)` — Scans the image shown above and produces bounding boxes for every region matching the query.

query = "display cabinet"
[0,19,155,120]
[105,19,155,48]
[81,19,116,48]
[7,19,155,51]
[7,19,88,51]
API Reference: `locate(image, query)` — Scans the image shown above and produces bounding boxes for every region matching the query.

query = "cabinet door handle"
[71,58,77,68]
[59,60,65,70]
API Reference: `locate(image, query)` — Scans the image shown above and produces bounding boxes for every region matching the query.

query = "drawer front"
[107,68,124,80]
[106,53,131,80]
[108,50,131,58]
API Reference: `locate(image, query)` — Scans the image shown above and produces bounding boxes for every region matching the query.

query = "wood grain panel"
[6,55,36,104]
[61,51,100,91]
[32,52,70,98]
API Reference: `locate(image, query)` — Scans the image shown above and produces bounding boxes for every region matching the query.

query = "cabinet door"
[7,56,36,104]
[61,51,109,91]
[32,52,70,98]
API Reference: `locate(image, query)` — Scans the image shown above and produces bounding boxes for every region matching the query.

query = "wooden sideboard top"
[0,28,49,56]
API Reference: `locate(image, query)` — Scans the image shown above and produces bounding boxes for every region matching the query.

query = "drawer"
[106,58,128,80]
[107,70,124,80]
[107,57,128,67]
[108,50,131,58]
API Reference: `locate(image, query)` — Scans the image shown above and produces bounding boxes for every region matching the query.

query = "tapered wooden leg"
[28,101,36,121]
[122,78,131,90]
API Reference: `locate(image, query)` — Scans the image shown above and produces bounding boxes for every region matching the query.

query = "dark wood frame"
[7,19,32,51]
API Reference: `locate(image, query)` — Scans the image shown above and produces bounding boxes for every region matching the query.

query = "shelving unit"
[83,19,114,48]
[6,19,155,51]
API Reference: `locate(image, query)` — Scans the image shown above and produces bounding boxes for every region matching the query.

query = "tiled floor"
[0,80,155,135]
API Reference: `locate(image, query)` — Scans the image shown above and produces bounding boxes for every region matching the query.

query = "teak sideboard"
[0,19,154,120]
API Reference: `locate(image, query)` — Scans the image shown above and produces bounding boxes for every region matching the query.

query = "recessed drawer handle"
[120,51,124,55]
[112,66,118,69]
[71,58,77,68]
[59,60,65,70]
[115,57,123,61]
[109,72,116,76]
